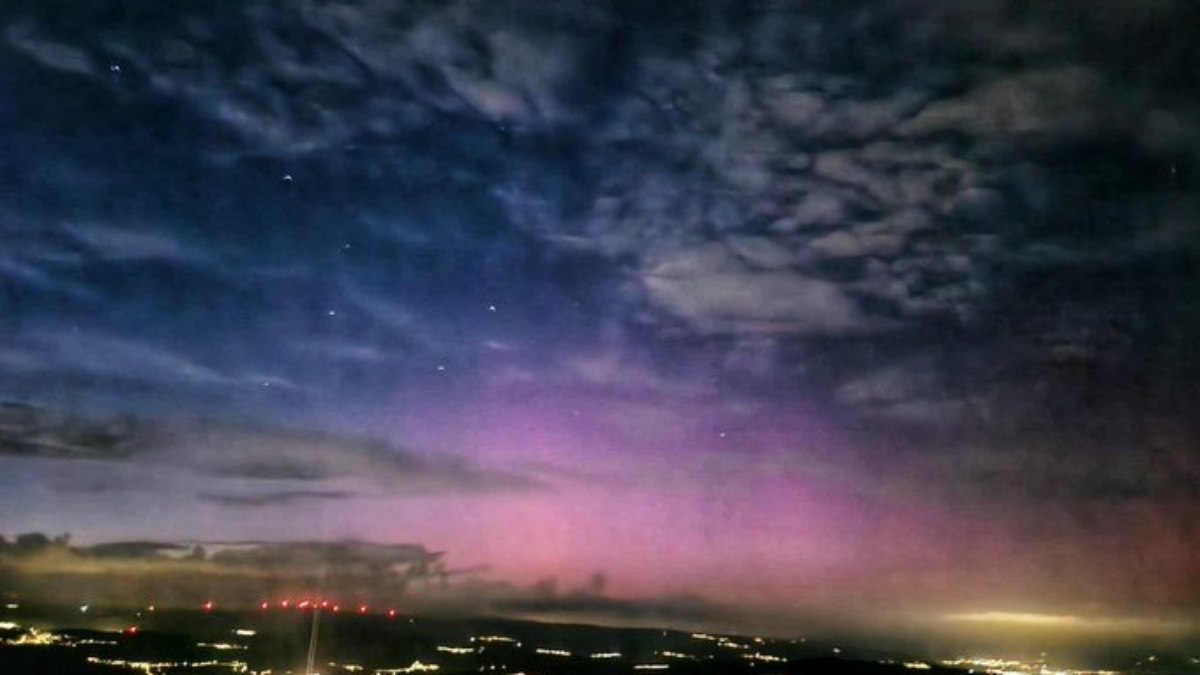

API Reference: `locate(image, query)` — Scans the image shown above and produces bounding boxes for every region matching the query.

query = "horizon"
[1,0,1198,671]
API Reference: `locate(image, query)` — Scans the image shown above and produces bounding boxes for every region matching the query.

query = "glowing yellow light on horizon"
[941,611,1195,635]
[949,612,1083,626]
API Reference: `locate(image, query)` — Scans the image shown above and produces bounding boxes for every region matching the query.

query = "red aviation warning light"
[260,601,269,611]
[281,599,291,609]
[126,626,139,635]
[202,601,214,612]
[298,600,311,609]
[387,609,397,618]
[359,605,368,614]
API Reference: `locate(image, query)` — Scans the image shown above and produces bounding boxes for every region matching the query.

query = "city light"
[436,645,474,655]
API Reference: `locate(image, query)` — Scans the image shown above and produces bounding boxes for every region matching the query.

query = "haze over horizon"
[1,0,1198,651]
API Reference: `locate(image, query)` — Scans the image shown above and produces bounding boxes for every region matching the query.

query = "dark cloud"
[167,422,540,493]
[84,540,190,559]
[1,534,724,630]
[197,490,356,507]
[199,540,440,574]
[0,534,449,608]
[0,402,137,460]
[0,403,538,495]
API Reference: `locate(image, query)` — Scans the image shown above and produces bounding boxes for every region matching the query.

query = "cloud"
[62,222,211,265]
[197,490,356,507]
[1,0,1197,451]
[641,244,880,336]
[14,330,234,389]
[0,403,539,497]
[0,402,137,461]
[644,269,869,336]
[804,210,932,261]
[897,66,1115,141]
[0,257,98,302]
[0,535,448,608]
[547,350,715,399]
[166,421,537,493]
[3,21,94,76]
[6,0,614,157]
[338,280,450,357]
[0,534,726,630]
[290,339,393,365]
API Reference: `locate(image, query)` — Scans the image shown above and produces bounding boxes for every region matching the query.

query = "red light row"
[199,599,399,618]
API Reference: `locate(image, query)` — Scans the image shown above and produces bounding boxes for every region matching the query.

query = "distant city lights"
[436,645,475,655]
[0,615,1145,675]
[377,661,439,674]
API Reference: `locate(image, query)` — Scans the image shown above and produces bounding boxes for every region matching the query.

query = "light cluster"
[940,656,1124,675]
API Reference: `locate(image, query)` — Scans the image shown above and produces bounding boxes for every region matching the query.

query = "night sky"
[1,0,1198,644]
